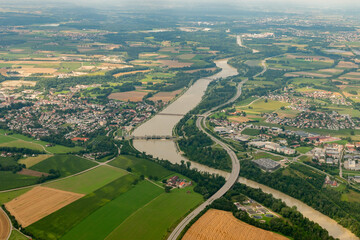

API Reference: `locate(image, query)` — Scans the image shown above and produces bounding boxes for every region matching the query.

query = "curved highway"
[168,52,271,240]
[168,63,259,240]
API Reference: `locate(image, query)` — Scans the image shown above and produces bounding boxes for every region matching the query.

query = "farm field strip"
[19,155,53,168]
[30,155,97,177]
[183,209,289,240]
[5,186,84,227]
[105,187,203,240]
[44,165,127,194]
[26,174,138,240]
[60,181,163,240]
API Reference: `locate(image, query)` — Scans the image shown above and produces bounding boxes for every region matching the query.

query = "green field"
[44,166,127,194]
[296,147,313,154]
[0,140,44,152]
[0,171,38,191]
[235,96,258,106]
[0,135,16,144]
[109,155,172,179]
[30,155,97,177]
[61,181,163,240]
[9,230,29,240]
[105,186,203,240]
[46,145,83,154]
[0,188,32,204]
[341,190,360,203]
[27,174,138,240]
[242,128,260,136]
[238,99,288,115]
[0,131,83,154]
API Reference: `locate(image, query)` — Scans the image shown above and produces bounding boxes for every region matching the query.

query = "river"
[132,59,358,240]
[132,59,237,176]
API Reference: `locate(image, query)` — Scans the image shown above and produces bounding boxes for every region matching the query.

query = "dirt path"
[0,208,11,240]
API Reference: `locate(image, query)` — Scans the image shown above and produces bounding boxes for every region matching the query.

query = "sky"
[2,0,360,11]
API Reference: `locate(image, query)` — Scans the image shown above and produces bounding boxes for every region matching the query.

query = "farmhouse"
[252,158,280,172]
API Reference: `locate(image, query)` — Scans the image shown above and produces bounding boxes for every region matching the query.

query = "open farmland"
[8,230,28,240]
[5,186,84,227]
[0,188,31,205]
[148,89,182,102]
[104,185,203,240]
[26,174,138,240]
[0,171,38,191]
[17,169,49,177]
[1,80,37,88]
[108,91,149,102]
[0,140,44,152]
[60,181,163,240]
[30,155,97,177]
[109,155,172,178]
[237,99,288,115]
[183,209,289,240]
[113,69,151,77]
[44,166,127,194]
[0,208,11,240]
[19,154,52,168]
[336,61,358,68]
[157,60,193,68]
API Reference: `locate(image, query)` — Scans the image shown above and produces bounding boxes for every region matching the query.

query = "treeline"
[0,162,24,173]
[191,79,237,114]
[41,134,75,147]
[177,116,231,171]
[0,147,44,154]
[146,69,219,92]
[106,66,149,76]
[240,160,360,237]
[210,182,336,240]
[37,169,61,183]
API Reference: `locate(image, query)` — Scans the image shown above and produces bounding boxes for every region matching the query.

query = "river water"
[132,59,358,240]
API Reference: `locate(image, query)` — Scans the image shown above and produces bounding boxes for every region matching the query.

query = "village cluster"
[0,86,160,140]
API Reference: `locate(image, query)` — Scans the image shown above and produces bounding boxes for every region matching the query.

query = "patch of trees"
[147,69,219,92]
[41,134,75,147]
[177,117,231,171]
[37,169,61,183]
[0,163,24,173]
[240,160,360,237]
[87,136,117,156]
[191,79,236,114]
[0,147,44,155]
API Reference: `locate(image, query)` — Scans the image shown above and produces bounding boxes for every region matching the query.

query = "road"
[167,82,242,240]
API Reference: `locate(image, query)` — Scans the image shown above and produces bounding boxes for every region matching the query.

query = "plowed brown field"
[183,209,289,240]
[5,186,83,227]
[0,209,11,240]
